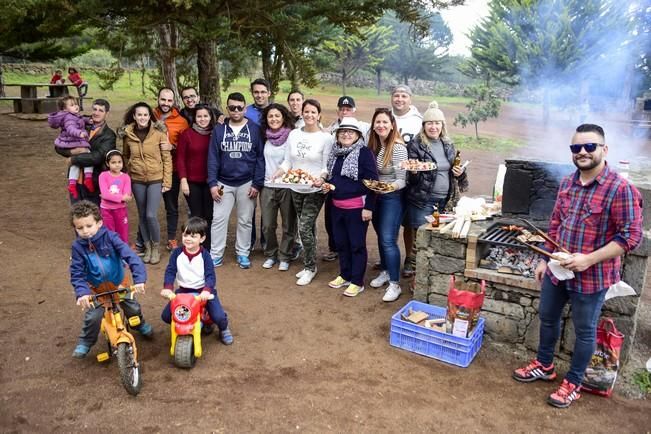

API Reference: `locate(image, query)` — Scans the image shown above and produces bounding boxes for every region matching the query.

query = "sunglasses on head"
[569,143,603,154]
[227,105,244,112]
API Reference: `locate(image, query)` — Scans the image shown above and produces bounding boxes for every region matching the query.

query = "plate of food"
[399,159,437,171]
[363,179,396,193]
[269,169,319,191]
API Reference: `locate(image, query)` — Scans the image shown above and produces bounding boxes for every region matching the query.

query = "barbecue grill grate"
[477,222,545,248]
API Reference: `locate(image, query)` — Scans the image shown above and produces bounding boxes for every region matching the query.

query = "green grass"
[632,369,651,395]
[451,134,525,152]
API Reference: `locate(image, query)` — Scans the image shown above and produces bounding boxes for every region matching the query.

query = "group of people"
[50,67,89,97]
[52,77,643,410]
[51,79,468,302]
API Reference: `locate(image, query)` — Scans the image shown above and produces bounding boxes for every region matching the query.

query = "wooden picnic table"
[1,83,88,114]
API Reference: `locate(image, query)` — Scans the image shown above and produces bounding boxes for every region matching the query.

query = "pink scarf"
[266,127,291,146]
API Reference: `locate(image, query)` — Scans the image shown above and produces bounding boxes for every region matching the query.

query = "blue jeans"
[406,198,446,229]
[537,274,606,386]
[372,191,404,282]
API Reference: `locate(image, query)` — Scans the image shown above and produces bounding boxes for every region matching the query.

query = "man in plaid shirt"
[512,124,643,408]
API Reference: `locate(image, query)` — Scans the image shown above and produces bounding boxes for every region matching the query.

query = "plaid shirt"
[546,163,643,294]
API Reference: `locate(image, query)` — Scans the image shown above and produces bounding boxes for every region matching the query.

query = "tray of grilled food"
[363,179,396,194]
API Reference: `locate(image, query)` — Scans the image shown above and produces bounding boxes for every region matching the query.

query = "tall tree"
[321,25,397,94]
[381,12,453,85]
[463,0,630,123]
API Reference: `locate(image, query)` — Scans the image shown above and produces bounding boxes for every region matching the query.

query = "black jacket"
[405,135,468,209]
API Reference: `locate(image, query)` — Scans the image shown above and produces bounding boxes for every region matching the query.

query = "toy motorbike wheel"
[117,342,142,395]
[174,335,196,368]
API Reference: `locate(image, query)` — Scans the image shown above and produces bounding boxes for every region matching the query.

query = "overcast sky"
[439,0,490,56]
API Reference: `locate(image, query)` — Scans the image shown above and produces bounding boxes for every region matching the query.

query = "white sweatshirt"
[280,128,333,179]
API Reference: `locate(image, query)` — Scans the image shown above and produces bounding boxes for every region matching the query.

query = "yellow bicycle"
[91,286,143,396]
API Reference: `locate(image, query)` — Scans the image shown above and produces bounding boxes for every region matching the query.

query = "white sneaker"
[370,270,390,288]
[262,258,276,269]
[296,268,317,286]
[295,268,307,278]
[278,261,290,271]
[382,282,402,302]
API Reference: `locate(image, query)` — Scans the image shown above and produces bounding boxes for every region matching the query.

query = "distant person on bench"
[49,69,66,97]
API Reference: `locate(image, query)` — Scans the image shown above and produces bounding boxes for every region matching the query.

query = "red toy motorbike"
[162,292,214,368]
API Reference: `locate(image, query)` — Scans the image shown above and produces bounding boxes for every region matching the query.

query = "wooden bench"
[0,96,93,114]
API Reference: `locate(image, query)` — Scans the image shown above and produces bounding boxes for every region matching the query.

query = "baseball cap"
[337,96,356,108]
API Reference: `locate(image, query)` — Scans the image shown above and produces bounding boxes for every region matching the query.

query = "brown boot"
[143,242,152,263]
[150,242,161,265]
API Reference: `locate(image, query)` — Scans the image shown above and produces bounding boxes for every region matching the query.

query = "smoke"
[507,0,650,167]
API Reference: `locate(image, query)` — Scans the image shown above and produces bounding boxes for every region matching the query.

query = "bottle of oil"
[432,205,440,228]
[453,150,461,168]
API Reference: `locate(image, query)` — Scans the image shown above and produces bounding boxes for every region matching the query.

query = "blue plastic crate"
[390,300,484,368]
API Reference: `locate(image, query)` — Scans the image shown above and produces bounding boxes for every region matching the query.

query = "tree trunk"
[474,122,479,140]
[270,48,283,99]
[0,61,5,97]
[342,68,347,95]
[158,22,179,102]
[376,68,381,96]
[140,56,146,97]
[261,43,272,92]
[197,39,221,108]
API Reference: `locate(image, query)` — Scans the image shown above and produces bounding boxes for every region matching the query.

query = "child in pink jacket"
[98,150,132,242]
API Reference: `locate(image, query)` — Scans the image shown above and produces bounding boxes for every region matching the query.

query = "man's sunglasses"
[569,143,604,154]
[227,105,245,112]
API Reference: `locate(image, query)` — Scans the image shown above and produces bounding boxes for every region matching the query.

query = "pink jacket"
[99,171,131,210]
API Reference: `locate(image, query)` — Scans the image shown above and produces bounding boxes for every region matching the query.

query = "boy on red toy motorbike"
[160,217,233,345]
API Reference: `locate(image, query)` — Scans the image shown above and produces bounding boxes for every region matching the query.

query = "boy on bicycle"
[70,200,153,358]
[160,217,233,345]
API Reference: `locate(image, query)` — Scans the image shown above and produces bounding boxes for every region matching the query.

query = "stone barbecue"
[413,159,650,362]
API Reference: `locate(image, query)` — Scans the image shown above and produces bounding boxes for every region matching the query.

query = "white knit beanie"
[422,101,445,123]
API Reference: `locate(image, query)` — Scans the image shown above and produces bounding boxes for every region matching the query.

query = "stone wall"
[414,221,649,363]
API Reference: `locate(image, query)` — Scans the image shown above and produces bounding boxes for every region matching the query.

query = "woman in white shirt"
[274,99,333,285]
[260,103,297,272]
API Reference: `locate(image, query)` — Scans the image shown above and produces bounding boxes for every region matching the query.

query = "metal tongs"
[517,217,571,261]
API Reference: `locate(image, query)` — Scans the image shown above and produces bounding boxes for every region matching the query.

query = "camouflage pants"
[291,191,325,271]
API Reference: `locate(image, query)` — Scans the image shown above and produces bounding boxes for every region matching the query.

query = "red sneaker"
[166,239,178,251]
[83,176,95,193]
[547,379,581,408]
[512,359,557,383]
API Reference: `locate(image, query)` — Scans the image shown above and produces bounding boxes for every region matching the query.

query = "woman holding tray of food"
[324,117,379,297]
[274,99,333,286]
[404,101,468,273]
[366,108,408,302]
[260,103,297,272]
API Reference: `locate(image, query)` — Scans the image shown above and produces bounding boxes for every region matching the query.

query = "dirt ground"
[0,101,649,433]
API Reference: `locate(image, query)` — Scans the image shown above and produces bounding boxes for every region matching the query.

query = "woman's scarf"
[266,127,292,146]
[192,123,212,135]
[326,137,365,180]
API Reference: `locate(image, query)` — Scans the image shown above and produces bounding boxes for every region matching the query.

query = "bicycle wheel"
[117,342,142,396]
[174,335,196,369]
